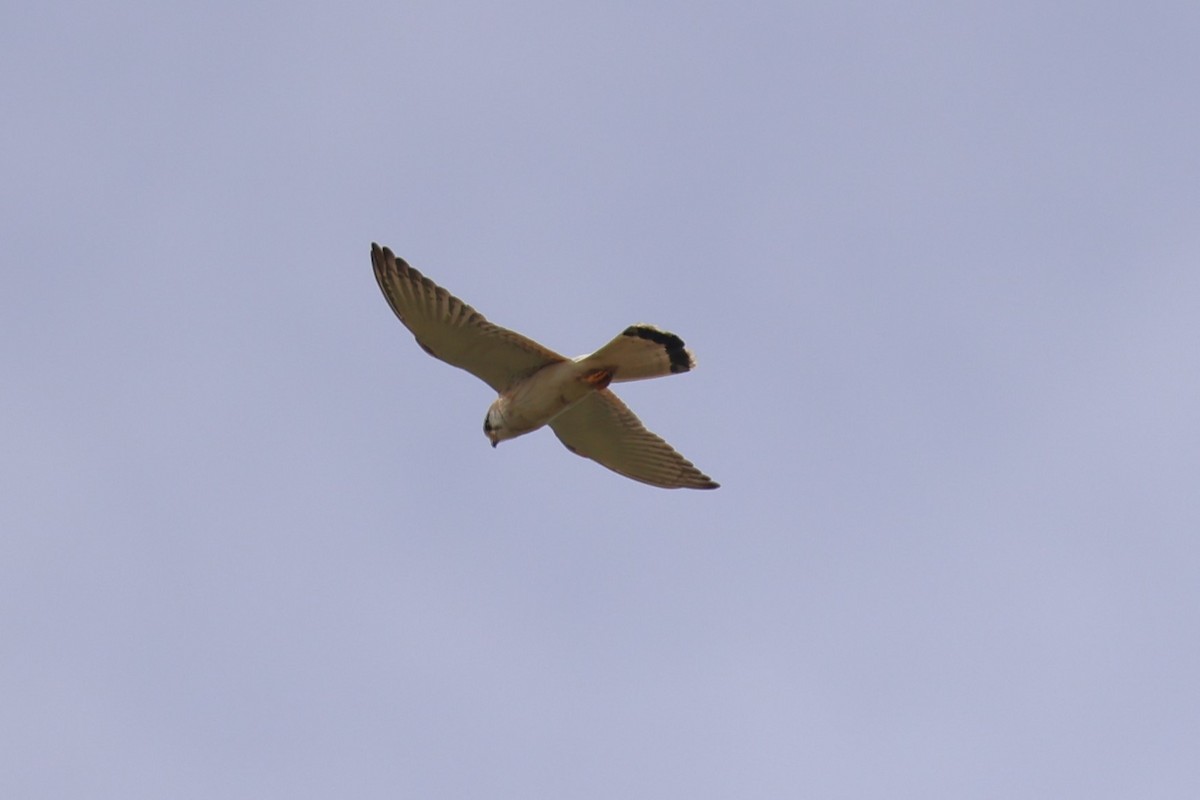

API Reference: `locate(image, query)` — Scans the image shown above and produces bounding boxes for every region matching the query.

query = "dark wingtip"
[622,325,694,373]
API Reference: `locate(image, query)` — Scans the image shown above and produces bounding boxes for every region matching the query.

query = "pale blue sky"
[4,2,1199,797]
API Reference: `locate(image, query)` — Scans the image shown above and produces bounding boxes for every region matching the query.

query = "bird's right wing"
[372,244,565,392]
[549,390,719,489]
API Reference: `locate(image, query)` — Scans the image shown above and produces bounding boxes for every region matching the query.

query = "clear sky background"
[4,2,1199,797]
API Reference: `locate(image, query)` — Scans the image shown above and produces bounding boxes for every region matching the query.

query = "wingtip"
[371,243,413,279]
[370,242,386,269]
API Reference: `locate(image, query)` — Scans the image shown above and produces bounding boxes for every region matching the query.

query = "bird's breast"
[500,362,594,433]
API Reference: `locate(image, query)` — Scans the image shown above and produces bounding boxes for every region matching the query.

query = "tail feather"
[578,324,696,383]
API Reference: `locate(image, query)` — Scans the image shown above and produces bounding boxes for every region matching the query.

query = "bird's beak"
[491,440,498,449]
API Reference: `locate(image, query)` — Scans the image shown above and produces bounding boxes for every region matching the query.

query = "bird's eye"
[483,419,493,433]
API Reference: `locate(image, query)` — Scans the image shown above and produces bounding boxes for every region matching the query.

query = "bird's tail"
[577,325,696,383]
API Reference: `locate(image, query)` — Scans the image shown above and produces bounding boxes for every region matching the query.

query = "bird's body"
[484,360,602,442]
[371,243,718,489]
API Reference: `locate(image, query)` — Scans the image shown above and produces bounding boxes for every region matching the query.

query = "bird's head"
[483,401,511,448]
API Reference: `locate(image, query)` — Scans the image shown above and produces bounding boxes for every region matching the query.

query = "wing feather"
[372,244,564,392]
[549,391,719,489]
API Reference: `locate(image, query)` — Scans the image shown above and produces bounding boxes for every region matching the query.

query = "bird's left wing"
[372,243,565,392]
[549,390,719,489]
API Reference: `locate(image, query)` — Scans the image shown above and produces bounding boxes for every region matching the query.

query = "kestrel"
[371,244,718,489]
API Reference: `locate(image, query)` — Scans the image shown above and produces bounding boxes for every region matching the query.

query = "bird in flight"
[371,244,718,489]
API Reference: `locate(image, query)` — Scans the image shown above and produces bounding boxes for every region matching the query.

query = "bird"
[371,243,718,490]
